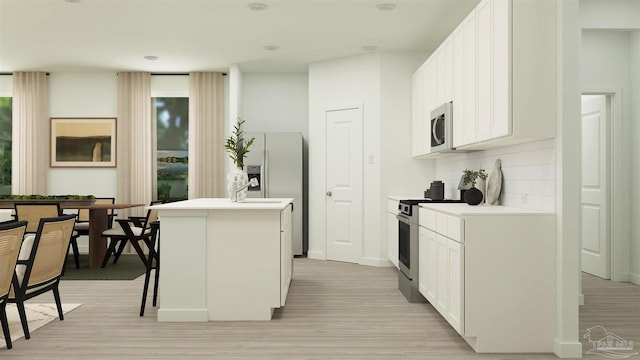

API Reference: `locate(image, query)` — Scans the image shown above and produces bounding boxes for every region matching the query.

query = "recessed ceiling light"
[264,45,279,51]
[248,3,268,11]
[64,0,80,3]
[376,3,397,11]
[362,46,378,51]
[144,55,159,61]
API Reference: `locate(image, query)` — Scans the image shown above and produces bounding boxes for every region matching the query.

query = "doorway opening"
[580,91,626,286]
[580,94,611,280]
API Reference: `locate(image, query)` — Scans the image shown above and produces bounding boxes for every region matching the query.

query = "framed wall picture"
[50,117,117,168]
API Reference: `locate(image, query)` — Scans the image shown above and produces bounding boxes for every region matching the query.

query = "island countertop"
[149,197,293,210]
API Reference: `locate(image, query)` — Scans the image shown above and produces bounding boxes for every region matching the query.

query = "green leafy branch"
[462,169,487,187]
[224,118,255,170]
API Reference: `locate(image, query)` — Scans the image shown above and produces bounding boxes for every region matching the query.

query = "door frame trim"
[581,89,626,282]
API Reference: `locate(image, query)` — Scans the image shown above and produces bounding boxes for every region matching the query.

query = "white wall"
[581,30,633,281]
[47,72,118,197]
[435,139,556,211]
[227,65,242,176]
[380,53,435,197]
[151,75,189,96]
[309,52,435,265]
[379,52,436,259]
[580,0,640,29]
[242,73,308,136]
[0,75,11,96]
[46,72,118,252]
[308,53,380,263]
[629,31,640,283]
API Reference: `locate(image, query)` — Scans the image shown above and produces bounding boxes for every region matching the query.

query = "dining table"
[64,203,145,268]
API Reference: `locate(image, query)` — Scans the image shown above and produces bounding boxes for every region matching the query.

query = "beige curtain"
[188,72,224,198]
[11,72,48,195]
[117,72,152,217]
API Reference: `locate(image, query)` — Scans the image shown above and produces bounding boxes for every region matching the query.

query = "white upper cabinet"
[476,0,492,142]
[425,56,437,130]
[436,36,453,106]
[491,0,510,140]
[413,0,556,154]
[411,62,429,158]
[455,0,556,149]
[451,22,465,148]
[411,34,453,158]
[461,10,477,147]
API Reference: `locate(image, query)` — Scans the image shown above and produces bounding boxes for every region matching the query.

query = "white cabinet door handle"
[326,191,332,196]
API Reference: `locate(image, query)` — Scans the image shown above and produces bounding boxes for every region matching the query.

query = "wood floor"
[7,259,639,359]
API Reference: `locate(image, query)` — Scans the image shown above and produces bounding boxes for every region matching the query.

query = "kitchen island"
[150,198,294,321]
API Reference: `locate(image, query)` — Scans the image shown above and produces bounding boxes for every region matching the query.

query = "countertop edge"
[149,198,294,211]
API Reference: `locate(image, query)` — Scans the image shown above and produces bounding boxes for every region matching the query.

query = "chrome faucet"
[231,177,259,202]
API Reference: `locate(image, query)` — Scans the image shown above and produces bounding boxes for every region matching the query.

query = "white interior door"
[580,95,610,279]
[325,106,363,264]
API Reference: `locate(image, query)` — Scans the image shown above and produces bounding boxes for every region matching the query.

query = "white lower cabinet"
[418,226,436,303]
[446,239,464,334]
[418,220,464,335]
[387,199,400,269]
[280,205,293,306]
[418,204,555,353]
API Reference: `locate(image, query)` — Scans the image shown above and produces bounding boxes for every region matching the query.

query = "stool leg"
[113,240,128,264]
[102,237,120,268]
[0,305,12,349]
[71,237,80,269]
[152,254,160,307]
[140,248,154,316]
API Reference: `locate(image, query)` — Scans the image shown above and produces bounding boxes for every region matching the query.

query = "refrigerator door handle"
[264,149,269,198]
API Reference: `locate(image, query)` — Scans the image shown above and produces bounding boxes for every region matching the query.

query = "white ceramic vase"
[476,177,486,204]
[226,167,249,201]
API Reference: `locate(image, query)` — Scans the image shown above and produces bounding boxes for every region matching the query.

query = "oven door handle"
[396,214,411,225]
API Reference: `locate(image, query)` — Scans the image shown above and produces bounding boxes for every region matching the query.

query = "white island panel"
[207,209,281,320]
[157,209,209,322]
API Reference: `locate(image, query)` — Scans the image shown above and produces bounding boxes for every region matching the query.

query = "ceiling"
[0,0,479,73]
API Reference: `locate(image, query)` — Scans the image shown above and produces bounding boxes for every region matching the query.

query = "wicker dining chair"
[73,197,116,236]
[0,221,27,349]
[14,202,81,270]
[101,200,162,268]
[8,215,76,340]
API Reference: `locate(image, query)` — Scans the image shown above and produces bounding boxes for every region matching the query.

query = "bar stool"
[140,221,160,316]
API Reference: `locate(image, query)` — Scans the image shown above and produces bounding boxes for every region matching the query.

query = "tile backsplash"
[435,138,555,211]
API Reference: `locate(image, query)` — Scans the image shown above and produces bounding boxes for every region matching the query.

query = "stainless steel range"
[397,198,463,303]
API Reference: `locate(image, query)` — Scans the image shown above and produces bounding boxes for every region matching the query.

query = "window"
[154,97,188,201]
[0,97,10,194]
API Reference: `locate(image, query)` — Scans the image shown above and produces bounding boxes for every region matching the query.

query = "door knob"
[326,191,332,196]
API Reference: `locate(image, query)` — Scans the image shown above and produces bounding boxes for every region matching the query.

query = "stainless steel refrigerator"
[244,132,304,255]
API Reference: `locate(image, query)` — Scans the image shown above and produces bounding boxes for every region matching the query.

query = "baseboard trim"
[307,250,326,260]
[553,339,583,358]
[629,273,640,285]
[360,257,394,267]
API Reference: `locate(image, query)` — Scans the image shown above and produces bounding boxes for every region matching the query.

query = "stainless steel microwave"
[430,102,453,153]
